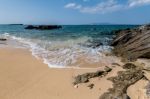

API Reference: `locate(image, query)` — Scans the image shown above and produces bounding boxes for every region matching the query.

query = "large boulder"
[111,24,150,61]
[25,25,62,30]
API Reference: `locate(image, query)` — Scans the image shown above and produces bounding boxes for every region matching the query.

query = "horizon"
[0,0,150,25]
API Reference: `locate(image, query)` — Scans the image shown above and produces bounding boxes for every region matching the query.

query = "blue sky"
[0,0,150,25]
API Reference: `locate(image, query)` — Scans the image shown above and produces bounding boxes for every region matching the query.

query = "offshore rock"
[25,25,62,30]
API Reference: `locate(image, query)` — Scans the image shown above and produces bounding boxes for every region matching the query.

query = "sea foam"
[0,32,116,68]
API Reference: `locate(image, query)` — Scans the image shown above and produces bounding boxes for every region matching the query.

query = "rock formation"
[100,63,144,99]
[73,66,112,85]
[111,24,150,61]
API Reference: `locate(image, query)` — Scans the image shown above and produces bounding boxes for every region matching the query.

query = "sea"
[0,25,139,68]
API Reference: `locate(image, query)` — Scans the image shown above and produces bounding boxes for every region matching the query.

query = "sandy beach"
[0,47,123,99]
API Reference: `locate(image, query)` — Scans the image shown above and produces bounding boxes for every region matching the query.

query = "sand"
[127,79,149,99]
[0,47,123,99]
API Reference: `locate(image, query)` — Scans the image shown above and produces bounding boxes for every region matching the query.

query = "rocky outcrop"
[100,63,144,99]
[25,25,62,30]
[111,24,150,61]
[73,66,112,85]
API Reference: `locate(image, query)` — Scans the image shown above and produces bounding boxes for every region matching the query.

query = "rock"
[104,66,112,72]
[112,63,121,66]
[145,82,150,97]
[73,67,112,85]
[0,38,7,41]
[25,25,62,30]
[87,84,94,89]
[123,63,137,69]
[99,64,144,99]
[111,24,150,61]
[143,71,150,81]
[74,85,79,89]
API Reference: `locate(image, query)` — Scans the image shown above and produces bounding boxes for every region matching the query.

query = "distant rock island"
[9,24,23,25]
[25,25,62,30]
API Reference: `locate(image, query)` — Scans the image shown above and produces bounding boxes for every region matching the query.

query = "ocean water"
[0,25,139,68]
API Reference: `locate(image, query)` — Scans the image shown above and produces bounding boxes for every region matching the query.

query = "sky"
[0,0,150,25]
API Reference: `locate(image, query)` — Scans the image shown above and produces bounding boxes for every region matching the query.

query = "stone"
[25,25,62,30]
[74,85,79,89]
[123,63,137,69]
[87,84,94,89]
[73,67,112,85]
[100,64,144,99]
[104,66,112,72]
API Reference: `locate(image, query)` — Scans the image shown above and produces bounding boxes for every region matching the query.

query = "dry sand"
[127,79,149,99]
[0,47,123,99]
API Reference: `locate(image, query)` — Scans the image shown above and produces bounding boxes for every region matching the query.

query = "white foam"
[0,33,114,68]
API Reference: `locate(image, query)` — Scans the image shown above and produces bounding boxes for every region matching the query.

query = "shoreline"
[0,47,122,99]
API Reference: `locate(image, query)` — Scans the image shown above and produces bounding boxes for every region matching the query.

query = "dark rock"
[73,71,104,85]
[87,84,94,89]
[73,66,112,85]
[25,25,62,30]
[9,24,23,25]
[99,64,144,99]
[123,63,137,69]
[0,38,7,41]
[104,66,112,72]
[111,24,150,61]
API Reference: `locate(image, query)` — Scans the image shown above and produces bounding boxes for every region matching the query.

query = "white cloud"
[64,3,82,9]
[64,0,150,14]
[80,0,122,14]
[128,0,150,7]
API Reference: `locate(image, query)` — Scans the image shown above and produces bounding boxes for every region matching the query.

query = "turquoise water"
[0,25,139,68]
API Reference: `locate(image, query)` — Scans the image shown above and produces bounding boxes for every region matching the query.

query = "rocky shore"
[111,24,150,61]
[73,24,150,99]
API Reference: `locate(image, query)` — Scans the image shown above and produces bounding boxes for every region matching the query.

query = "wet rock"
[111,24,150,61]
[25,25,62,30]
[87,84,94,89]
[99,64,144,99]
[0,38,7,41]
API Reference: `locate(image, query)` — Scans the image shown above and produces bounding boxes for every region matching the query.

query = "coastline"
[0,24,149,99]
[0,47,123,99]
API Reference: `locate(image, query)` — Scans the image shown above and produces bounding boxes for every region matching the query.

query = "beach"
[0,24,150,99]
[0,47,123,99]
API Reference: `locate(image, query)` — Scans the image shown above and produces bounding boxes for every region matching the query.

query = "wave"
[0,33,114,68]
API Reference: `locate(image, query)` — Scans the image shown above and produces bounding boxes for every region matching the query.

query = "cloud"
[80,0,122,14]
[128,0,150,7]
[64,0,150,14]
[64,3,82,9]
